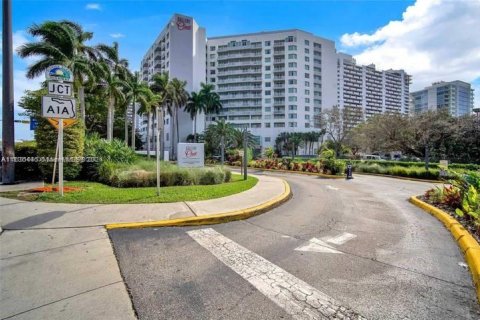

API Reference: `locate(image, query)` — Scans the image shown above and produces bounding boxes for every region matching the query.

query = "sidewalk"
[0,174,287,320]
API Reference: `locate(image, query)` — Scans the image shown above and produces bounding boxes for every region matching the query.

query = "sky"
[1,0,479,140]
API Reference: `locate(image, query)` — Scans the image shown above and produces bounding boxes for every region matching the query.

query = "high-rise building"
[337,53,411,118]
[410,81,474,117]
[205,30,337,148]
[139,14,206,154]
[139,14,411,154]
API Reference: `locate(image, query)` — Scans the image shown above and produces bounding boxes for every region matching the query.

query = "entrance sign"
[45,65,74,82]
[47,118,78,130]
[42,96,77,119]
[178,143,204,167]
[48,81,73,97]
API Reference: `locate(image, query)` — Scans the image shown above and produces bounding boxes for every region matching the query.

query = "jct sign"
[177,143,204,167]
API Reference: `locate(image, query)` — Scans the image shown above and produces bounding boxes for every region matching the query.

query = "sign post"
[41,65,75,196]
[156,107,161,196]
[243,129,248,180]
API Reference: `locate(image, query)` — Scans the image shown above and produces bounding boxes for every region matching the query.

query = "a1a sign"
[42,96,77,119]
[48,81,73,97]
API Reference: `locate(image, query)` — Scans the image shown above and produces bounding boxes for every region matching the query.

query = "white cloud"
[340,0,480,103]
[110,33,125,39]
[85,3,101,10]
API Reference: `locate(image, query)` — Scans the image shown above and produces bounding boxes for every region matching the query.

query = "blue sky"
[3,0,480,140]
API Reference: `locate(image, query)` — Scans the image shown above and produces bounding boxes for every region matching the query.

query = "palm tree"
[185,91,205,142]
[206,120,235,166]
[124,71,150,150]
[200,83,222,114]
[98,62,126,141]
[96,41,129,80]
[137,89,155,157]
[17,21,99,123]
[150,72,172,159]
[169,78,189,159]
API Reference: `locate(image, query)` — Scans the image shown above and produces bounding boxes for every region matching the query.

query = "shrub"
[318,149,345,175]
[14,141,42,181]
[224,169,232,182]
[264,147,275,159]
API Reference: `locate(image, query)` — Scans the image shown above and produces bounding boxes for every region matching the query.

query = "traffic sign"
[47,118,78,129]
[45,65,74,82]
[48,81,73,97]
[30,117,38,130]
[42,96,77,119]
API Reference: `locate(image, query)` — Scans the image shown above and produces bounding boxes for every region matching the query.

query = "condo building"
[410,81,474,117]
[139,14,206,154]
[139,14,411,154]
[337,53,411,118]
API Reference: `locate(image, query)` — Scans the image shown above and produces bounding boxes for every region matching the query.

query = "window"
[288,79,297,85]
[288,88,297,93]
[305,123,310,128]
[264,137,271,142]
[304,39,310,46]
[305,89,310,95]
[210,54,215,59]
[265,74,271,79]
[265,123,271,128]
[265,82,271,87]
[288,45,297,51]
[210,46,216,51]
[288,96,297,102]
[264,98,271,104]
[288,62,297,68]
[265,90,271,96]
[305,48,310,54]
[288,54,297,59]
[288,122,298,127]
[305,106,310,111]
[265,65,271,71]
[265,40,271,46]
[305,73,310,78]
[265,49,271,54]
[264,115,271,120]
[305,81,310,87]
[286,36,295,42]
[305,114,310,120]
[166,133,169,141]
[210,62,215,67]
[305,65,310,70]
[265,57,271,63]
[251,123,261,128]
[305,97,310,103]
[288,71,297,76]
[274,122,285,128]
[210,78,216,82]
[210,70,216,75]
[288,114,297,119]
[288,105,297,111]
[305,56,310,62]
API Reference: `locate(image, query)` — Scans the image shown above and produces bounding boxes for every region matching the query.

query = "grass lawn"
[1,174,258,204]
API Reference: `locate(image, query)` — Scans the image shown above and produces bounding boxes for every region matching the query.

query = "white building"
[139,14,206,155]
[206,30,337,149]
[139,14,410,154]
[410,80,474,117]
[337,53,411,119]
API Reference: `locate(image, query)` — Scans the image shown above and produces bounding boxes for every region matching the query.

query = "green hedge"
[98,160,232,188]
[352,163,440,180]
[14,141,42,181]
[349,160,479,171]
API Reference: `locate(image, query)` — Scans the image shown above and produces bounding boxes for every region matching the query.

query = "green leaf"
[455,208,465,217]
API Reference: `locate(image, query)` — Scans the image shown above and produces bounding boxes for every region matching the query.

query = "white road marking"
[295,238,343,254]
[324,232,357,246]
[188,228,365,320]
[326,185,339,191]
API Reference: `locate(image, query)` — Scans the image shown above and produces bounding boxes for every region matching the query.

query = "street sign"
[47,118,77,129]
[48,81,73,97]
[30,117,38,130]
[45,65,74,82]
[42,96,77,119]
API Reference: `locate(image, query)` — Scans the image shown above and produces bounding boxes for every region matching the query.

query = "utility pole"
[2,0,15,184]
[243,128,248,180]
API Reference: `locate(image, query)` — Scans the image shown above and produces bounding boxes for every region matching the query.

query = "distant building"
[410,81,474,117]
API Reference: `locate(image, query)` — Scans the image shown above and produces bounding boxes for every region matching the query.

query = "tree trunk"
[124,106,129,145]
[159,108,165,161]
[107,97,114,141]
[193,114,197,142]
[175,107,180,160]
[221,135,225,166]
[131,96,136,150]
[79,86,85,124]
[425,144,430,170]
[147,111,151,158]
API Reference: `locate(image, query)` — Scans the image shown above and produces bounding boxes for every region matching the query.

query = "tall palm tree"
[185,91,205,142]
[98,62,126,141]
[150,72,172,159]
[169,78,189,159]
[206,119,235,166]
[96,41,129,80]
[200,83,222,114]
[17,20,99,123]
[124,71,150,150]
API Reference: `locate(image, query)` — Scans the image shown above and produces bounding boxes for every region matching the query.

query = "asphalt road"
[109,172,480,320]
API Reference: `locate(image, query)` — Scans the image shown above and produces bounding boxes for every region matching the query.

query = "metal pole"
[156,107,160,196]
[243,129,248,180]
[58,119,64,196]
[51,137,60,187]
[2,0,15,184]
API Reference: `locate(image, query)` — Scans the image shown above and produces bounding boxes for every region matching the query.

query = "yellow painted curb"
[227,165,345,179]
[106,179,292,230]
[356,172,440,184]
[409,196,480,303]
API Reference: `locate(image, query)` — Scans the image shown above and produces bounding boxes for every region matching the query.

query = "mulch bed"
[28,186,82,193]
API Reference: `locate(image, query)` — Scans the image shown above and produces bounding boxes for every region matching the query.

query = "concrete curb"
[356,172,440,184]
[227,166,345,179]
[106,179,292,230]
[409,196,480,302]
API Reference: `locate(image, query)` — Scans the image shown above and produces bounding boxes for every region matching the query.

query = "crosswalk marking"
[187,228,366,320]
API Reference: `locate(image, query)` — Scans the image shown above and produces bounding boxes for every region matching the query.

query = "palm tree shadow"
[3,211,67,229]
